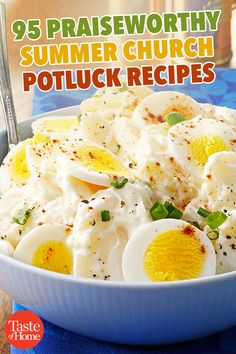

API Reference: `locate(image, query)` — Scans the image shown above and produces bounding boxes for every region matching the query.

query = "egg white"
[57,145,132,187]
[32,116,80,140]
[122,219,216,282]
[132,91,201,128]
[13,223,71,266]
[168,117,236,178]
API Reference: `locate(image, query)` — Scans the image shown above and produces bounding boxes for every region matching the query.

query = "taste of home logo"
[4,310,44,350]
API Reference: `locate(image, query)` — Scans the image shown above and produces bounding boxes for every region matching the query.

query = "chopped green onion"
[111,177,128,189]
[77,113,82,122]
[150,202,168,221]
[13,209,32,225]
[101,210,110,222]
[206,211,227,230]
[197,208,227,229]
[206,230,219,240]
[168,209,183,219]
[164,202,183,219]
[187,220,201,230]
[118,83,128,92]
[164,201,175,213]
[166,112,185,126]
[197,207,211,218]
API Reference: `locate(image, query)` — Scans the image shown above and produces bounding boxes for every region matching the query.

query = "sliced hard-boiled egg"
[32,116,80,140]
[168,117,236,178]
[122,219,216,282]
[132,91,201,128]
[59,145,132,187]
[13,223,73,274]
[56,170,102,207]
[0,134,50,194]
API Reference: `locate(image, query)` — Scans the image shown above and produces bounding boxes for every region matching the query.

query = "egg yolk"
[32,133,51,144]
[144,229,205,281]
[42,118,80,132]
[32,241,72,274]
[9,134,51,184]
[190,134,228,167]
[71,176,107,193]
[75,146,130,176]
[85,181,108,193]
[161,105,194,120]
[9,141,31,184]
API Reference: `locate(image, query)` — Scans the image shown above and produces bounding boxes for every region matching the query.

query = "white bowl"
[0,106,236,345]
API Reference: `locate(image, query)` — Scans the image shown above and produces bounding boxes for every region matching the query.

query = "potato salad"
[0,84,236,282]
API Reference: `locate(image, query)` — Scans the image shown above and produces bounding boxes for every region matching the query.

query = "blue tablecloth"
[32,68,236,116]
[12,68,236,353]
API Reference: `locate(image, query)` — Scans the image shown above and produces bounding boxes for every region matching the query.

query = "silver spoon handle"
[0,2,20,146]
